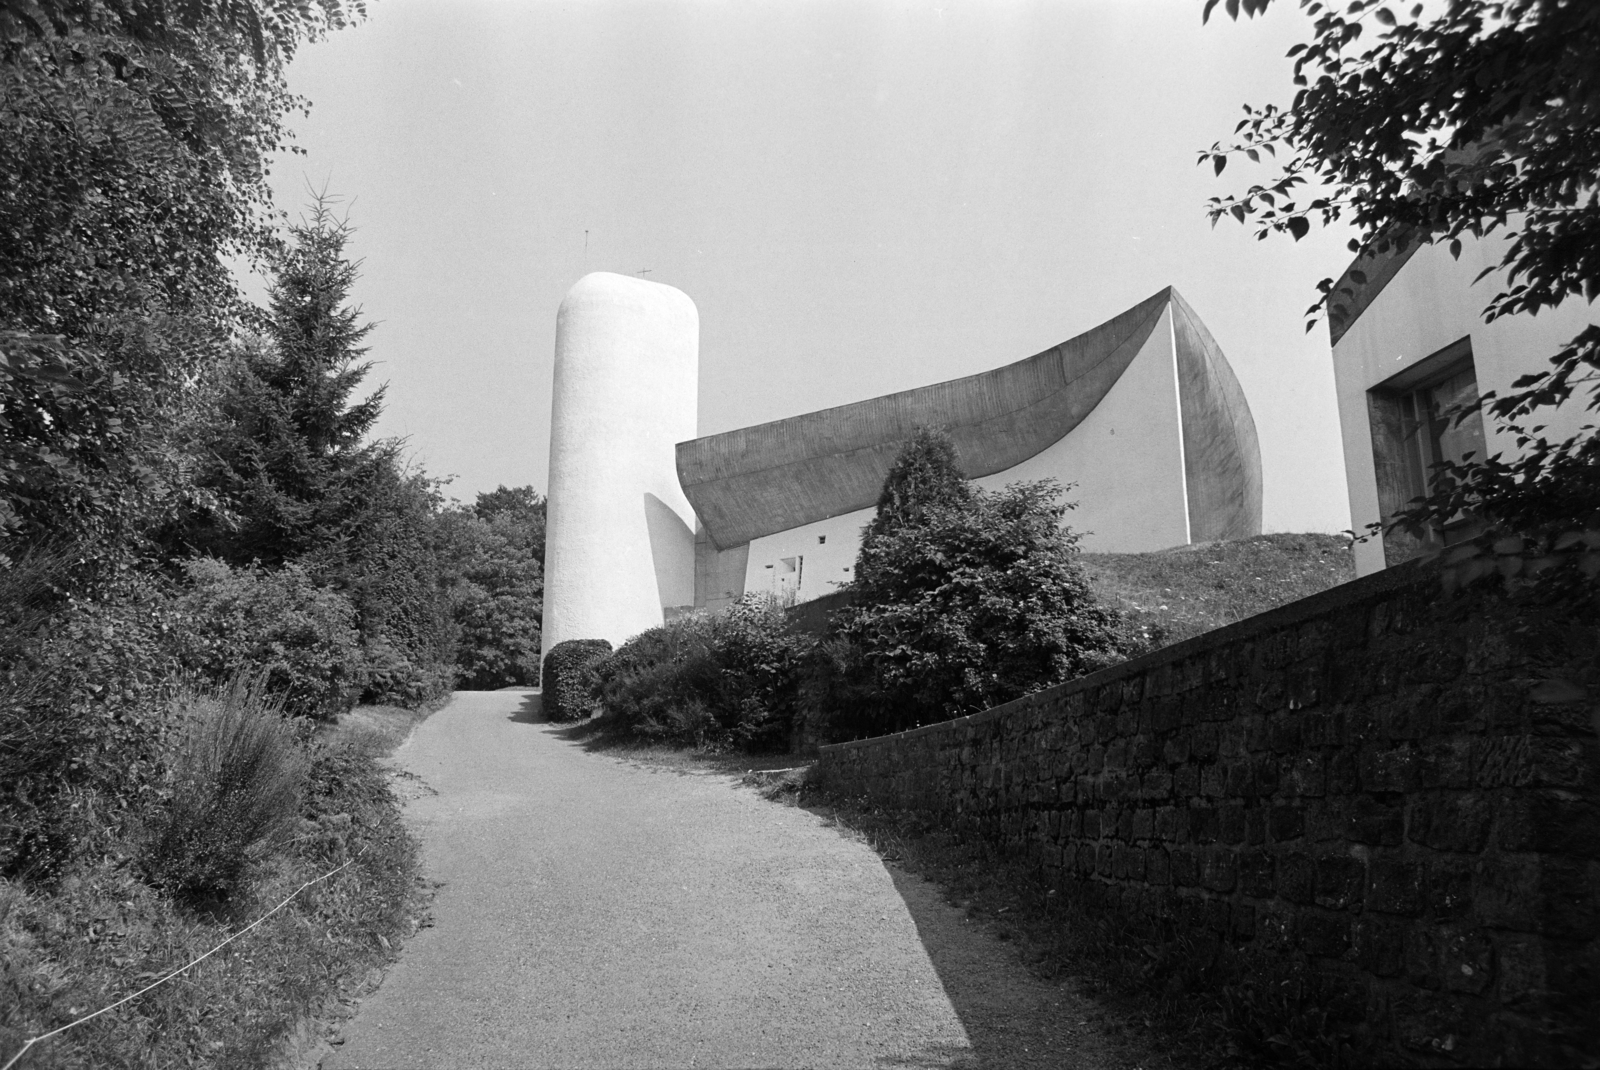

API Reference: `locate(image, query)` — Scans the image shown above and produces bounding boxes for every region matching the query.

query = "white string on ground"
[1,848,367,1070]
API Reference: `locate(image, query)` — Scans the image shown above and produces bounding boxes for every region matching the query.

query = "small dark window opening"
[1367,337,1486,565]
[818,535,826,544]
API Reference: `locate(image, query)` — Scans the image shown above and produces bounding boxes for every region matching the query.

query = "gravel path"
[323,691,1152,1070]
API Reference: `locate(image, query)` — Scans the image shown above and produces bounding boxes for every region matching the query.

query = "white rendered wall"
[1331,236,1596,576]
[977,305,1190,553]
[740,308,1194,602]
[744,507,874,602]
[542,272,698,656]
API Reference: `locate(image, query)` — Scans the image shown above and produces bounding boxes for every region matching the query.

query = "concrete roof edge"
[676,287,1180,548]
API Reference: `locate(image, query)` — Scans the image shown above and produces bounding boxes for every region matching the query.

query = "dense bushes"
[542,639,612,722]
[440,487,546,690]
[319,464,456,706]
[0,8,446,1060]
[0,580,179,882]
[804,429,1133,742]
[584,428,1136,752]
[589,597,813,750]
[173,559,364,720]
[834,475,1128,736]
[1,558,377,884]
[0,700,425,1067]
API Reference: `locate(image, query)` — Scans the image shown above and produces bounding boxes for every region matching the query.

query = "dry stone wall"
[813,563,1599,1066]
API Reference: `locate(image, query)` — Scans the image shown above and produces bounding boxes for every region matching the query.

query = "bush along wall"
[541,639,612,722]
[589,597,814,751]
[812,562,1600,1067]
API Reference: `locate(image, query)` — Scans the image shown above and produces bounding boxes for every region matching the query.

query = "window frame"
[1366,336,1486,564]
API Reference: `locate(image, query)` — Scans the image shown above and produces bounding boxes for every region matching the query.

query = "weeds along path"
[324,691,1151,1070]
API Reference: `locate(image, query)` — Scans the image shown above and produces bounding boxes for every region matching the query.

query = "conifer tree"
[838,427,1126,735]
[184,202,385,565]
[859,426,972,546]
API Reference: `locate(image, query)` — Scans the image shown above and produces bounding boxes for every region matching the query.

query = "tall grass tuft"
[144,680,307,909]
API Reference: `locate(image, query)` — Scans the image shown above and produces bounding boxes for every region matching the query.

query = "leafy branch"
[1204,0,1600,602]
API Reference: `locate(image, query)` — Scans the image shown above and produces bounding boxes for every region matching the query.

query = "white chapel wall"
[736,305,1196,604]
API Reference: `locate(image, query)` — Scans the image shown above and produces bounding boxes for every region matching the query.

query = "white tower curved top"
[542,272,699,657]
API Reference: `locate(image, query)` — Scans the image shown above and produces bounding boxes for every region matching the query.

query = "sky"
[263,0,1360,534]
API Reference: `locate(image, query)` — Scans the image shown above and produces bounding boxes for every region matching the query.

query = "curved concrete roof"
[678,287,1261,549]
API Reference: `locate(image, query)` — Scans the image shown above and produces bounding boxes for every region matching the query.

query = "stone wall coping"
[817,555,1430,754]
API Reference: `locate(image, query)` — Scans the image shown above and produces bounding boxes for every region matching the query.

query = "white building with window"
[541,275,1267,654]
[1328,234,1596,576]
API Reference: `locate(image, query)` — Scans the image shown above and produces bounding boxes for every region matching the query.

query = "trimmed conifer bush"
[826,426,1131,738]
[541,639,612,722]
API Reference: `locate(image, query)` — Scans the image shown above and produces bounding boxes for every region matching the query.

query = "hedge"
[541,639,612,722]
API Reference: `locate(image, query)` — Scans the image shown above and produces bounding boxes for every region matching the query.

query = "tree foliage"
[1200,0,1600,592]
[0,0,360,565]
[172,557,364,719]
[1,0,357,66]
[862,425,974,542]
[439,486,546,691]
[177,203,385,566]
[311,461,455,705]
[835,428,1127,736]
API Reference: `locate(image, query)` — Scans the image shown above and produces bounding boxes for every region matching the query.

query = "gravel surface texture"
[322,691,1154,1069]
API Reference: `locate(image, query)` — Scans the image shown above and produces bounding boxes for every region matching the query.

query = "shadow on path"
[875,862,1147,1070]
[507,691,542,724]
[492,700,1149,1069]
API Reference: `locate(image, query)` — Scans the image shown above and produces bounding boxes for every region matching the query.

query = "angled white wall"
[978,304,1190,552]
[542,273,698,657]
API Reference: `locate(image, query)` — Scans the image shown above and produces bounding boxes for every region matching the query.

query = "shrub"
[451,584,543,689]
[828,428,1130,739]
[590,597,815,750]
[360,634,453,708]
[438,497,544,690]
[143,681,306,908]
[316,464,458,708]
[1,579,180,882]
[541,639,612,722]
[173,559,364,720]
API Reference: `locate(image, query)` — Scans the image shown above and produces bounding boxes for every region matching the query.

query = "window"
[772,555,804,603]
[1367,337,1487,564]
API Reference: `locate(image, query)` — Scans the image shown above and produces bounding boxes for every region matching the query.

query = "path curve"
[325,692,1148,1070]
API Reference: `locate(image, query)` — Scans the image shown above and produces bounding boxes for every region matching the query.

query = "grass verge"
[0,702,438,1070]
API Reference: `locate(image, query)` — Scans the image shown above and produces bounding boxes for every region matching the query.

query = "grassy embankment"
[1078,532,1355,647]
[0,704,436,1070]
